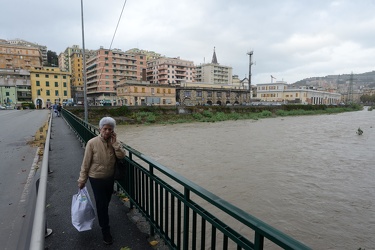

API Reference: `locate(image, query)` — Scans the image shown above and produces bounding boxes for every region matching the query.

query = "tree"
[47,50,58,67]
[360,94,375,104]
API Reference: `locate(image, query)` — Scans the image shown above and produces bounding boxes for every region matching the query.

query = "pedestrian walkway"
[44,116,153,250]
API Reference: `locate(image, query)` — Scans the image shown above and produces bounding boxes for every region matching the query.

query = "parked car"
[0,105,6,110]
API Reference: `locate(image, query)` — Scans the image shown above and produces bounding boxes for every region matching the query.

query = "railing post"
[254,232,264,250]
[149,164,155,236]
[129,152,134,209]
[183,188,190,250]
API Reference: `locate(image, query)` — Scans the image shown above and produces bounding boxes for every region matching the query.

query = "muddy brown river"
[116,108,375,249]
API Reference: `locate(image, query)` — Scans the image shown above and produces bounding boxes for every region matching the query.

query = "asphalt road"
[0,109,49,250]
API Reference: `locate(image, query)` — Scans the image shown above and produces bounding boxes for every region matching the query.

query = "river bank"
[66,103,364,126]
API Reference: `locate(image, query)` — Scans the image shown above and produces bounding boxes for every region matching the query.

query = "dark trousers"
[89,176,114,233]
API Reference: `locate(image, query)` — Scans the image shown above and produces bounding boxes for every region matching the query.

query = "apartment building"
[59,45,83,73]
[30,66,71,109]
[125,48,162,61]
[147,57,195,85]
[85,47,147,105]
[0,42,42,70]
[116,80,176,106]
[7,39,47,66]
[0,69,32,107]
[70,52,85,103]
[195,48,233,85]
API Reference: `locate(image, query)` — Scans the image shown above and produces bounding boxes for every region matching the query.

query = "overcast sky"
[2,0,375,84]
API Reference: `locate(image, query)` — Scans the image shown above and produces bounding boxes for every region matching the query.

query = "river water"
[116,108,375,249]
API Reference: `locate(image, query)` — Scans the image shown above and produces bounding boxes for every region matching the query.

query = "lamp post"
[247,51,253,103]
[81,0,88,122]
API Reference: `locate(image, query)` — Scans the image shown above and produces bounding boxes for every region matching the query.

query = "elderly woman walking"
[77,116,126,245]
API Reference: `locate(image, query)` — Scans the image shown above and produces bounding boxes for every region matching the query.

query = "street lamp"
[247,51,254,103]
[81,0,88,122]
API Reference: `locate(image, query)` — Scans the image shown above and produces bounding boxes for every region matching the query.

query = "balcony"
[158,75,168,81]
[17,93,32,99]
[158,65,168,70]
[175,71,186,77]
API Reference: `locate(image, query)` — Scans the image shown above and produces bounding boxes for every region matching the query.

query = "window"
[45,75,49,78]
[63,82,67,87]
[207,91,212,97]
[36,74,39,77]
[134,87,138,93]
[54,75,58,79]
[46,81,49,87]
[36,81,40,86]
[142,88,145,93]
[37,89,41,95]
[151,88,154,94]
[63,76,66,79]
[217,92,222,98]
[55,90,59,96]
[64,91,67,96]
[197,91,202,97]
[46,90,50,96]
[55,82,58,87]
[157,88,160,94]
[185,91,191,97]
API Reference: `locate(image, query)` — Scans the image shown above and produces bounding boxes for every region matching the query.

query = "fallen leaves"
[149,240,159,246]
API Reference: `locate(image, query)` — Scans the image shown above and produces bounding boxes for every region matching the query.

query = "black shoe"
[103,231,113,245]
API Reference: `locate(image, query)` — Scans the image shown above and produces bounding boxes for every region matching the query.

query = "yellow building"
[30,66,71,109]
[70,52,85,103]
[116,80,176,106]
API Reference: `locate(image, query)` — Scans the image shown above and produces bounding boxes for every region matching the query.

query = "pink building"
[147,57,195,85]
[85,47,147,105]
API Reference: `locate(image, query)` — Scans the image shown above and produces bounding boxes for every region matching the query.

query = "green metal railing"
[62,108,311,250]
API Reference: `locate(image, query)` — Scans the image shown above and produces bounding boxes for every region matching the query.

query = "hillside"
[293,71,375,89]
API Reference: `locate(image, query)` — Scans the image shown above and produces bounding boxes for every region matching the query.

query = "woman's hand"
[78,182,85,189]
[111,132,117,144]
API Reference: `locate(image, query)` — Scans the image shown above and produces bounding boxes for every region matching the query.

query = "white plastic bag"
[71,187,96,232]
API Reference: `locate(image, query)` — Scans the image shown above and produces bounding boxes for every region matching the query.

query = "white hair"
[99,117,116,129]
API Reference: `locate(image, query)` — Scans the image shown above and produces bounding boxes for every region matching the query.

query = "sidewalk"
[44,115,153,250]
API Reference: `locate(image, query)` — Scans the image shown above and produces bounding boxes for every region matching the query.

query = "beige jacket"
[78,135,126,183]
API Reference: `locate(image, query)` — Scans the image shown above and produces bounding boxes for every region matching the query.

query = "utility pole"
[81,0,88,122]
[247,51,254,103]
[347,72,354,104]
